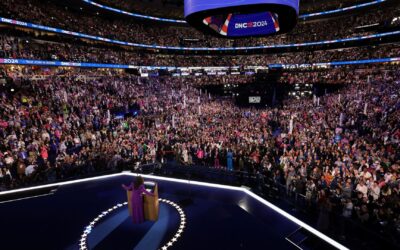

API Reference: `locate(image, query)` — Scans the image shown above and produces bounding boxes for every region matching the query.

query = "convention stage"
[0,173,347,250]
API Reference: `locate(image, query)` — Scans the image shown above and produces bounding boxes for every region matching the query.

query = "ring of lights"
[79,198,186,250]
[184,0,299,38]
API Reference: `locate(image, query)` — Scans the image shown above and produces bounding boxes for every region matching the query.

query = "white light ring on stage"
[78,198,186,250]
[158,198,186,250]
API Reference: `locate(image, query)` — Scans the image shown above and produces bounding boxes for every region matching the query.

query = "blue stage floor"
[0,174,342,250]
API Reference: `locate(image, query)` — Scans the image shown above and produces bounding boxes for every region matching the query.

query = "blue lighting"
[0,17,399,52]
[1,57,399,69]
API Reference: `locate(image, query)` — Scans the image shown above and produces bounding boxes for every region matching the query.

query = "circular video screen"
[185,0,299,38]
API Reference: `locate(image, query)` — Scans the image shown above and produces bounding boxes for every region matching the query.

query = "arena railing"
[0,17,399,53]
[298,0,386,19]
[81,0,387,23]
[1,57,399,70]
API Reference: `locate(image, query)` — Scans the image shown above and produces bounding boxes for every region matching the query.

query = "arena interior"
[0,0,399,250]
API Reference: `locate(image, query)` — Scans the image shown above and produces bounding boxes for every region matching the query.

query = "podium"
[126,181,159,222]
[143,182,159,221]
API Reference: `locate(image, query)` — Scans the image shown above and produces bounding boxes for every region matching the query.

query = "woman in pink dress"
[122,176,154,224]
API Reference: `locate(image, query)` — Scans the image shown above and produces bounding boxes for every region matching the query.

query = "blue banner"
[1,57,399,69]
[0,58,131,68]
[269,57,400,68]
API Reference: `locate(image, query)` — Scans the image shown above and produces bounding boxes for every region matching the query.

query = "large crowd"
[0,66,398,239]
[97,0,183,19]
[299,0,379,14]
[0,0,398,48]
[1,33,400,67]
[0,0,399,246]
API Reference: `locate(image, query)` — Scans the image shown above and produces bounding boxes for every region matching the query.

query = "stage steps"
[285,227,309,250]
[285,227,339,250]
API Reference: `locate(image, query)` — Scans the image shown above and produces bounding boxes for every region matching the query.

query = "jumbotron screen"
[203,12,280,37]
[185,0,299,37]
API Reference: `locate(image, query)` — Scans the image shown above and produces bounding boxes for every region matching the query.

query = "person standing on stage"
[122,176,154,224]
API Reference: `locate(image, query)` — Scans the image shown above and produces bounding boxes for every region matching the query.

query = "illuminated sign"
[204,12,280,37]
